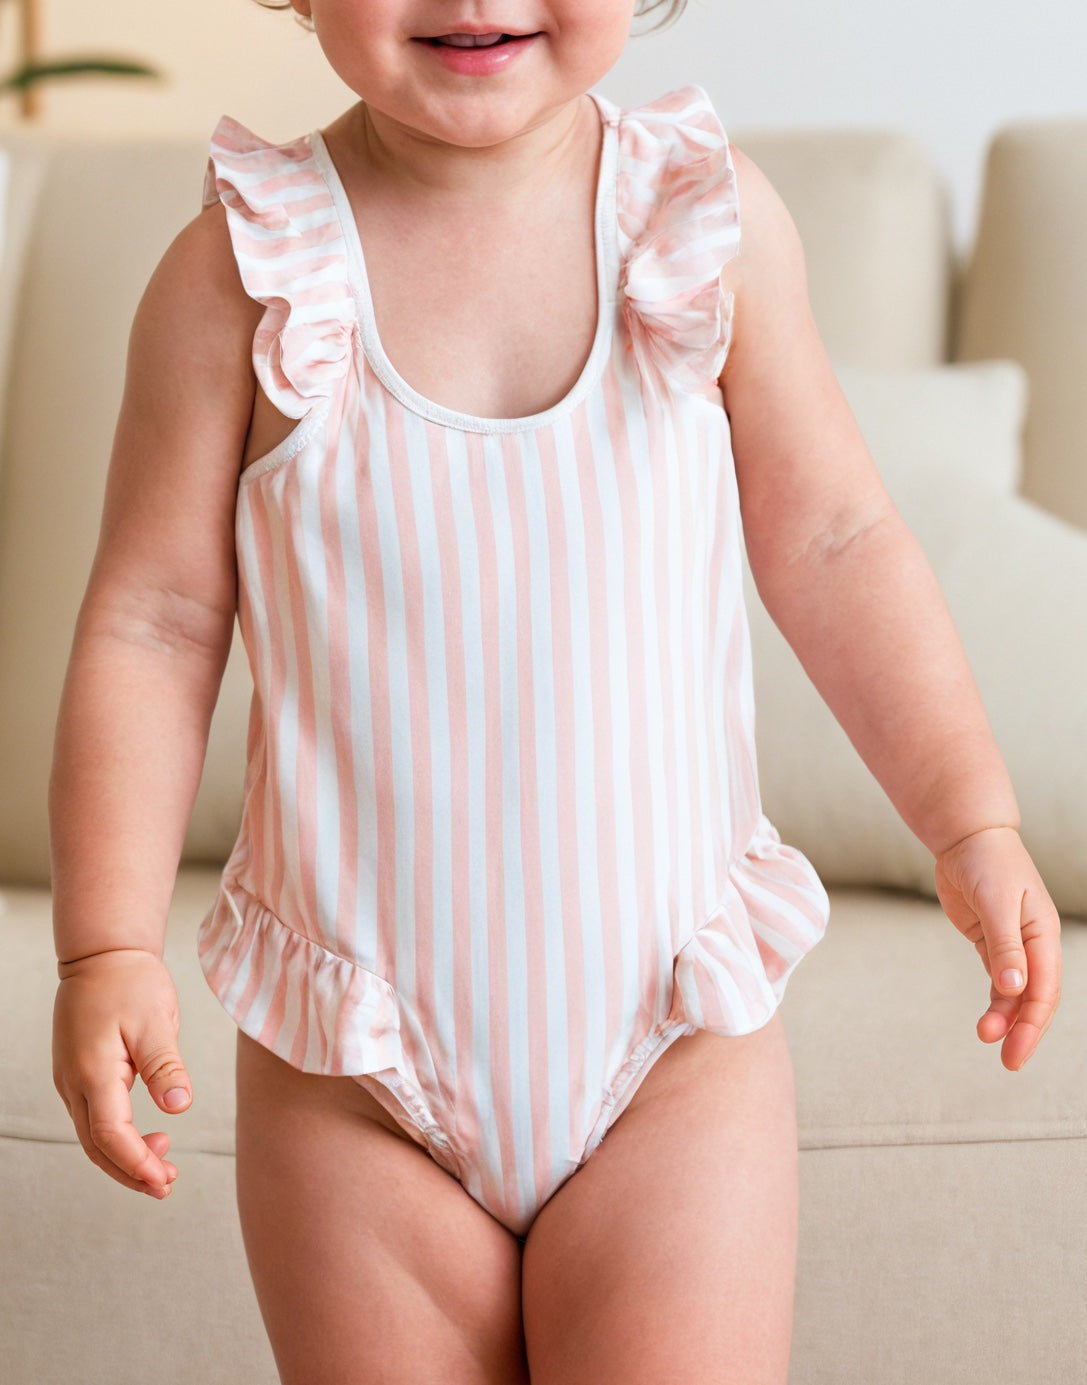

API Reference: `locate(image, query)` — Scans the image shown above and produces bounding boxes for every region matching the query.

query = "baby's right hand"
[52,950,192,1199]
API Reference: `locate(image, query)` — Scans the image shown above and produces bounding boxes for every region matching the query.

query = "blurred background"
[2,0,1083,244]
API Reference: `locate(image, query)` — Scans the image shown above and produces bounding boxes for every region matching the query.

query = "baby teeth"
[440,33,506,47]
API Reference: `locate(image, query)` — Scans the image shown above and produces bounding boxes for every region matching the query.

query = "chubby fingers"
[976,886,1062,1071]
[72,1076,178,1197]
[996,923,1061,1070]
[134,1037,193,1118]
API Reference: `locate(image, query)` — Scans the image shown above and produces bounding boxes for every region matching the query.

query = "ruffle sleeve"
[203,116,357,420]
[613,86,741,392]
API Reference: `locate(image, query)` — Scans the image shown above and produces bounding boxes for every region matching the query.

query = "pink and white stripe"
[199,87,829,1235]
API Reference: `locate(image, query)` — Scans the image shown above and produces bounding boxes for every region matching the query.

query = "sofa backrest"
[738,128,951,369]
[0,136,242,884]
[955,119,1087,530]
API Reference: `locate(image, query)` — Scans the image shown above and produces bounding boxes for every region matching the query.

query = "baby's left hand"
[934,827,1061,1070]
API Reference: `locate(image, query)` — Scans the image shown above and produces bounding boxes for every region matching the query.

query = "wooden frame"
[19,0,41,116]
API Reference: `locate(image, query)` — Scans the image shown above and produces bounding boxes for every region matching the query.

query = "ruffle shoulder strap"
[610,86,741,392]
[203,116,357,419]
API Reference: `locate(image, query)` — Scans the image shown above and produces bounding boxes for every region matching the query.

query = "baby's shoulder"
[133,205,262,381]
[719,144,807,302]
[171,200,247,288]
[168,201,259,311]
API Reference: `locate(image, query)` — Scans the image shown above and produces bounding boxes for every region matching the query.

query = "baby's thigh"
[521,1017,798,1385]
[233,1032,528,1385]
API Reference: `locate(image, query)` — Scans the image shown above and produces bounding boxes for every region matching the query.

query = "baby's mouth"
[426,33,521,48]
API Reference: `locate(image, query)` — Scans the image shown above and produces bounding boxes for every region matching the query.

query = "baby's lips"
[431,33,508,47]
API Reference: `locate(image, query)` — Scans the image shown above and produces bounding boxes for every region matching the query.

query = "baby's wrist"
[56,946,164,981]
[933,822,1022,863]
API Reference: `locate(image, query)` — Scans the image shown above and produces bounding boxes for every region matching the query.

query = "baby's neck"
[324,96,597,206]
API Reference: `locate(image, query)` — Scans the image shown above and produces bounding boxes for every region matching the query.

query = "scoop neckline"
[308,93,620,436]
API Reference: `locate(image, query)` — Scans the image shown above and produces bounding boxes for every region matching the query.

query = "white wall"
[16,0,1087,244]
[612,0,1087,243]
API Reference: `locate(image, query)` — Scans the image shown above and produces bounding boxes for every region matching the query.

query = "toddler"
[50,1,1062,1381]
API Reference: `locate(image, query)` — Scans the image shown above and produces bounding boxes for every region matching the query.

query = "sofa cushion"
[790,1138,1087,1385]
[782,891,1086,1147]
[955,119,1087,530]
[749,360,1087,916]
[835,358,1025,495]
[2,1135,277,1385]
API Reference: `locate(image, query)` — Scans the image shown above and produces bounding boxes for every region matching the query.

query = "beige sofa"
[1,116,1084,1384]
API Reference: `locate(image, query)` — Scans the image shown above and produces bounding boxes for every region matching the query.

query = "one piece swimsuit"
[199,86,830,1237]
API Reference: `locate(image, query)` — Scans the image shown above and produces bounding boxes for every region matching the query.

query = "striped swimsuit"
[199,86,829,1237]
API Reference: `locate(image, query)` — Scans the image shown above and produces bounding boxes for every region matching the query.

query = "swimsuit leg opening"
[352,1069,462,1181]
[579,1022,698,1166]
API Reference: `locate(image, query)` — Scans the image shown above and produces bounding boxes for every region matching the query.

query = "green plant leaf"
[0,57,158,94]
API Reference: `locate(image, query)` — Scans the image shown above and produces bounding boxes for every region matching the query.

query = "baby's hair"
[636,0,687,26]
[251,0,311,22]
[251,1,687,30]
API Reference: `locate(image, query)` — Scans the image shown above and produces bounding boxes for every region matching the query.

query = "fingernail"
[1000,969,1024,989]
[163,1088,188,1111]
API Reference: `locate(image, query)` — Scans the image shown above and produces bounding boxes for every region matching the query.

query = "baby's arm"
[50,205,261,1194]
[721,149,1060,1069]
